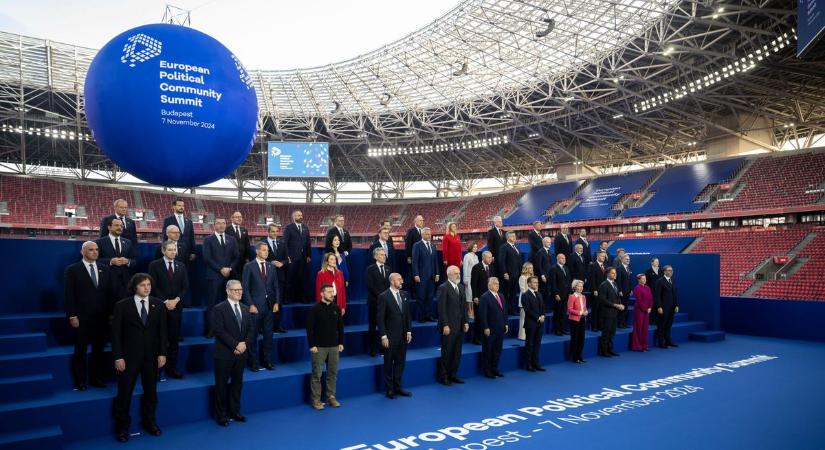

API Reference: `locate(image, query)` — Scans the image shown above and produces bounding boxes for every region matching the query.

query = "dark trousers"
[552,296,566,334]
[166,307,182,374]
[71,315,107,386]
[569,319,585,361]
[248,308,274,365]
[383,338,407,392]
[285,258,307,303]
[524,323,543,368]
[505,277,520,315]
[589,293,601,331]
[416,279,435,320]
[618,293,629,327]
[113,357,158,432]
[599,314,617,354]
[472,301,482,343]
[206,277,228,333]
[214,357,245,420]
[367,298,379,354]
[656,308,676,346]
[482,331,504,374]
[438,330,463,380]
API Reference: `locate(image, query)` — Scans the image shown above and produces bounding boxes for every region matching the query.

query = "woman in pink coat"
[631,273,653,351]
[567,279,587,363]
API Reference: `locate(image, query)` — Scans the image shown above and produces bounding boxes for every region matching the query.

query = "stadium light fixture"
[367,135,509,157]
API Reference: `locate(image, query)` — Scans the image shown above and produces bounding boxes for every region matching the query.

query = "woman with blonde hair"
[567,279,587,363]
[517,262,535,341]
[442,222,463,268]
[462,241,479,318]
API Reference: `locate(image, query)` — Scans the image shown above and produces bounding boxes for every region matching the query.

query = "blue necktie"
[89,264,98,288]
[140,300,148,325]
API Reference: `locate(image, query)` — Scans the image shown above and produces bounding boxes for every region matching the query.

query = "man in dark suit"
[161,198,196,263]
[411,227,440,322]
[598,267,624,357]
[324,214,352,255]
[534,237,553,304]
[527,220,544,260]
[262,223,287,333]
[99,198,137,246]
[148,241,189,379]
[613,248,627,269]
[594,241,611,266]
[653,265,679,349]
[575,229,592,265]
[368,227,395,268]
[282,210,312,303]
[365,247,392,357]
[203,218,239,335]
[111,273,168,442]
[569,243,588,285]
[521,276,546,371]
[95,218,136,300]
[486,215,504,256]
[437,266,469,385]
[404,215,424,266]
[64,241,114,390]
[549,253,572,336]
[226,211,251,281]
[242,242,280,371]
[153,225,190,264]
[616,254,633,329]
[470,251,495,345]
[587,251,609,332]
[478,277,508,378]
[554,225,573,258]
[211,280,256,427]
[377,273,413,399]
[497,231,521,316]
[375,219,392,240]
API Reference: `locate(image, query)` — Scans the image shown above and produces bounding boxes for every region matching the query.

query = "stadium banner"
[267,141,330,178]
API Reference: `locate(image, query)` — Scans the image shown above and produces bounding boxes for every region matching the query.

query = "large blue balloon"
[84,23,258,187]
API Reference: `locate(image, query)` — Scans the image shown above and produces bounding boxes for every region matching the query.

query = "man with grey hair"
[653,265,679,348]
[479,277,508,378]
[99,198,137,246]
[412,227,439,322]
[534,236,553,302]
[498,230,522,316]
[211,279,255,426]
[486,215,505,260]
[365,246,392,357]
[437,265,469,385]
[154,224,189,264]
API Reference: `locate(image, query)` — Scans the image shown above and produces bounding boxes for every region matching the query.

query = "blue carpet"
[64,335,825,450]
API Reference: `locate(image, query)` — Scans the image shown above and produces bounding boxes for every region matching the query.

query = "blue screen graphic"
[267,142,330,178]
[799,0,825,56]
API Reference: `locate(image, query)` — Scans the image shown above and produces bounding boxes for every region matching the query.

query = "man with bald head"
[377,273,412,399]
[99,198,137,246]
[95,218,136,300]
[283,210,312,303]
[437,266,469,385]
[64,241,114,390]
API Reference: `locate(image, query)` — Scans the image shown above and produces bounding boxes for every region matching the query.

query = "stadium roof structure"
[0,0,822,197]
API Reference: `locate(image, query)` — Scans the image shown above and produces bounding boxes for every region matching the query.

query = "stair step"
[0,374,54,403]
[0,426,62,450]
[689,330,726,342]
[0,333,47,355]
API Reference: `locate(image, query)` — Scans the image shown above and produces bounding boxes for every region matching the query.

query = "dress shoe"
[562,331,570,335]
[217,418,230,427]
[166,370,184,379]
[248,364,260,372]
[472,340,482,345]
[609,351,620,357]
[385,391,397,399]
[229,414,247,422]
[142,422,162,436]
[658,344,669,349]
[263,362,275,371]
[75,383,88,391]
[439,377,452,386]
[396,389,412,397]
[115,431,129,442]
[274,326,287,333]
[484,372,496,379]
[534,366,546,372]
[575,359,584,364]
[450,377,465,384]
[580,359,587,363]
[668,343,679,348]
[494,371,505,378]
[526,366,536,372]
[327,396,341,408]
[89,380,106,388]
[312,400,325,410]
[600,352,612,358]
[369,351,377,357]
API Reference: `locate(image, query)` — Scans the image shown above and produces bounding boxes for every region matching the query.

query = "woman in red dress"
[631,273,653,351]
[315,252,347,315]
[441,222,463,268]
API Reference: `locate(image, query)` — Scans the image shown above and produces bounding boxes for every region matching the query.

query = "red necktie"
[260,262,266,280]
[495,293,502,309]
[167,261,174,280]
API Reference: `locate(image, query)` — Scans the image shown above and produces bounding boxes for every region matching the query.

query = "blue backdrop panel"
[655,253,720,330]
[721,296,825,342]
[503,180,583,225]
[600,237,696,257]
[624,158,743,217]
[553,169,657,222]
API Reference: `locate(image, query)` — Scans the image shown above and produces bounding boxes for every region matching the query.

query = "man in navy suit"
[653,265,679,349]
[95,218,136,300]
[148,241,189,379]
[554,225,573,258]
[404,215,424,266]
[64,241,114,390]
[497,231,521,316]
[616,254,633,329]
[161,198,196,263]
[203,218,239,335]
[470,251,496,345]
[527,221,544,260]
[534,237,553,303]
[99,198,137,247]
[262,223,287,333]
[242,242,280,371]
[521,276,546,372]
[575,229,592,265]
[365,246,392,357]
[411,227,439,323]
[478,277,508,378]
[211,280,255,427]
[368,227,394,268]
[282,210,312,303]
[598,267,624,357]
[154,225,190,264]
[549,253,572,336]
[324,214,352,255]
[377,273,413,399]
[569,243,588,286]
[486,216,504,259]
[226,211,251,281]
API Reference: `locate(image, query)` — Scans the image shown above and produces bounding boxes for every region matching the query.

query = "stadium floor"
[65,334,825,450]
